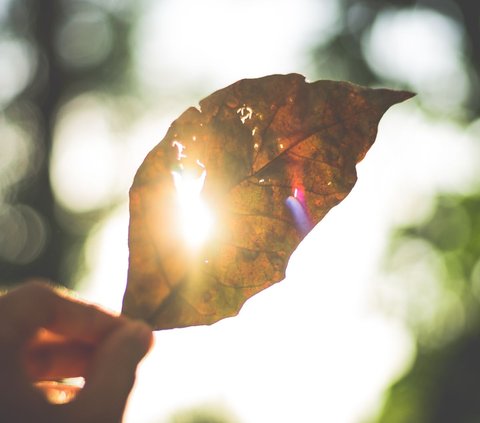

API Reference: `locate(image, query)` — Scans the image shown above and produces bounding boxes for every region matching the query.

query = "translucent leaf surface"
[122,73,413,329]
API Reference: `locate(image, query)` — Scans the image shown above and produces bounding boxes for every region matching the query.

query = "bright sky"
[132,0,338,95]
[46,1,480,422]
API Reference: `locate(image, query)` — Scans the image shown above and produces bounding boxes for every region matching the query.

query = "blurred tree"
[371,193,480,422]
[0,0,135,288]
[374,327,480,423]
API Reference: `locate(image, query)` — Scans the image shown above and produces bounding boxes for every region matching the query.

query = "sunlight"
[172,167,214,249]
[0,37,36,106]
[50,94,120,213]
[78,206,129,312]
[131,0,338,95]
[237,105,253,124]
[362,8,468,114]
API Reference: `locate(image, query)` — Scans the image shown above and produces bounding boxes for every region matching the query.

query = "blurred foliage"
[372,193,480,422]
[167,405,238,423]
[381,194,480,347]
[375,327,480,423]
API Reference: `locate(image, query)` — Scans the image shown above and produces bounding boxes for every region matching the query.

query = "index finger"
[0,281,124,351]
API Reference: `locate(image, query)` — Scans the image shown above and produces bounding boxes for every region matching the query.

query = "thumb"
[72,320,153,423]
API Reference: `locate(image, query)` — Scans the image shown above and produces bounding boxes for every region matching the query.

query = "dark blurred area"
[0,0,136,288]
[374,194,480,422]
[1,0,480,421]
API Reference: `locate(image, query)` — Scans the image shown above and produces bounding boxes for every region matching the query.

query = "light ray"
[172,168,213,249]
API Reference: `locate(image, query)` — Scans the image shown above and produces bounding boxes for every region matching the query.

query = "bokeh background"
[1,0,480,422]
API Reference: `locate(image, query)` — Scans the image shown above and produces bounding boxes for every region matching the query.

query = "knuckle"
[22,279,54,297]
[19,280,57,311]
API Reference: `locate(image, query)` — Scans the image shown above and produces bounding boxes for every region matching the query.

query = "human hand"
[0,281,153,423]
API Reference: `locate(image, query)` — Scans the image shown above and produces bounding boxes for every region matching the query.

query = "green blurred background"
[1,0,480,422]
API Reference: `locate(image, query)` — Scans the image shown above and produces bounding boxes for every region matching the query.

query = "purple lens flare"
[285,187,313,237]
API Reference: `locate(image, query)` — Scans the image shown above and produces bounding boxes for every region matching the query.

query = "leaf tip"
[399,90,416,101]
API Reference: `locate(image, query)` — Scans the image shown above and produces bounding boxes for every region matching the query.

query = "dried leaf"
[122,73,413,329]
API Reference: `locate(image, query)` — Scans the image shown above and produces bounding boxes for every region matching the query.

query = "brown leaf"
[122,73,413,330]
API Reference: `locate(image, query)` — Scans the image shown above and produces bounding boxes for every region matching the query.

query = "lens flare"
[172,168,213,249]
[285,187,312,237]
